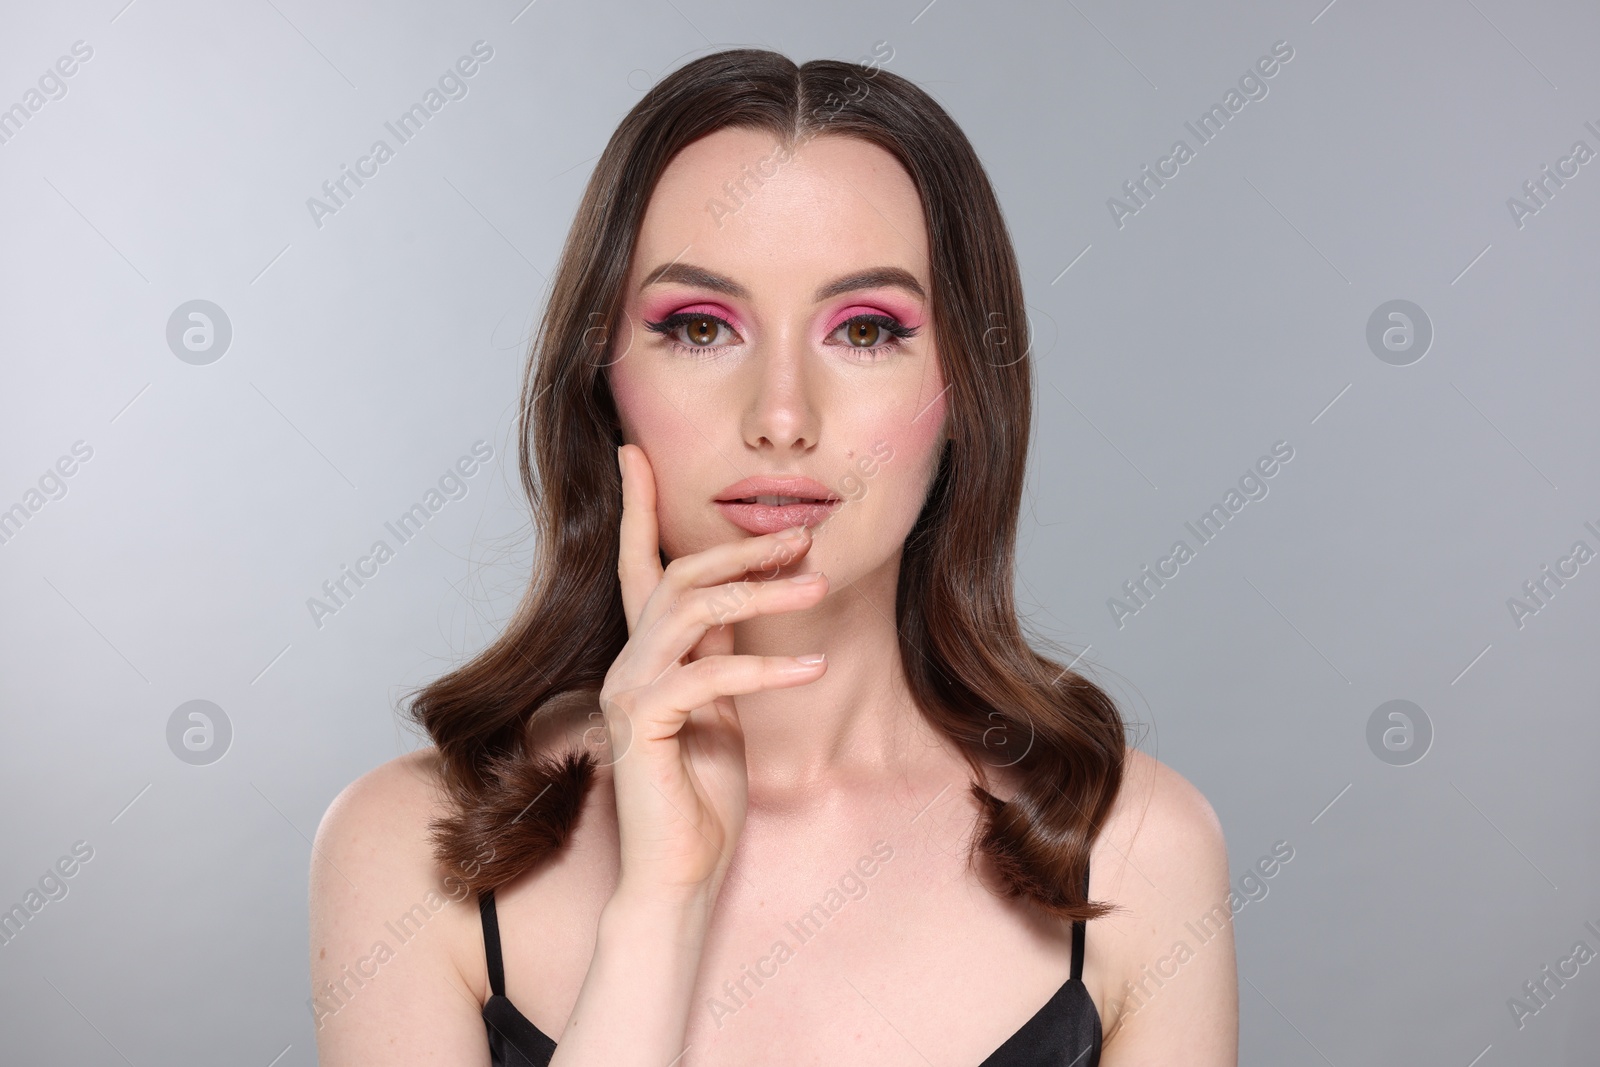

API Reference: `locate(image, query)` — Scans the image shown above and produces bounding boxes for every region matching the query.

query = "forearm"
[547,887,713,1065]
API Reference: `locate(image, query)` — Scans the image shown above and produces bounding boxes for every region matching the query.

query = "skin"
[309,127,1238,1065]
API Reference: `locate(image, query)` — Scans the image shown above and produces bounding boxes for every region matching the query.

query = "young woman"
[310,48,1237,1066]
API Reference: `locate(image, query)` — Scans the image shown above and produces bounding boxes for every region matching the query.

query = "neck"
[727,548,945,808]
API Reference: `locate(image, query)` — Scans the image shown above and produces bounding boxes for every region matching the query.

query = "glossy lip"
[714,476,841,504]
[715,500,841,536]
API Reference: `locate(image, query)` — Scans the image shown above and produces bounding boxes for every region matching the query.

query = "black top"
[479,866,1100,1066]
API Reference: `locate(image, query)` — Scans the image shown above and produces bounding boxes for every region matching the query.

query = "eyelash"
[642,311,918,360]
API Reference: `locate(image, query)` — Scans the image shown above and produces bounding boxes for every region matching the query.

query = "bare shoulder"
[1090,748,1239,1065]
[309,749,493,1064]
[1098,747,1228,878]
[311,749,461,922]
[315,748,447,858]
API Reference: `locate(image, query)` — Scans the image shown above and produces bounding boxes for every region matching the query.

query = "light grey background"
[2,0,1597,1063]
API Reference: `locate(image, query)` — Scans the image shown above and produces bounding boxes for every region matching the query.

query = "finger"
[688,605,734,663]
[616,653,827,741]
[634,524,817,639]
[632,573,830,682]
[617,444,665,634]
[674,523,815,588]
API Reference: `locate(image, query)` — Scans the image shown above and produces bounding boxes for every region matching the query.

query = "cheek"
[905,388,948,479]
[610,360,696,451]
[844,388,947,521]
[608,365,706,555]
[894,378,949,485]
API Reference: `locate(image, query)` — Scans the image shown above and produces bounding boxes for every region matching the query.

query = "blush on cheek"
[902,387,949,473]
[608,367,707,558]
[606,362,643,439]
[844,394,948,517]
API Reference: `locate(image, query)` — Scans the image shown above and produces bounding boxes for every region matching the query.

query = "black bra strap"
[1070,862,1090,982]
[479,890,506,997]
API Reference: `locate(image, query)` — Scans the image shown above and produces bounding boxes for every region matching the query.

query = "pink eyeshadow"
[823,299,924,334]
[637,296,743,331]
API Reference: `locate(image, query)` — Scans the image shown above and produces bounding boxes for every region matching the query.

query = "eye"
[641,310,920,360]
[827,313,918,359]
[643,311,741,356]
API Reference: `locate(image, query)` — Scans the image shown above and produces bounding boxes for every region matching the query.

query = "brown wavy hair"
[405,46,1127,923]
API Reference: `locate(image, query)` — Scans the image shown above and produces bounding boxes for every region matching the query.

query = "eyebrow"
[639,262,927,304]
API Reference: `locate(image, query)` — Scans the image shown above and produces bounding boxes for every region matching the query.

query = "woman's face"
[606,126,950,588]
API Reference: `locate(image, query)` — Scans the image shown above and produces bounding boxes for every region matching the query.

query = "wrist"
[601,882,715,945]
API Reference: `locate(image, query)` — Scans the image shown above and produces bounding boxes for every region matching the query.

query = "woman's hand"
[599,443,830,906]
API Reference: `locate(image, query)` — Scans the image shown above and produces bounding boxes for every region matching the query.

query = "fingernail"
[796,652,825,665]
[778,525,808,540]
[789,571,823,584]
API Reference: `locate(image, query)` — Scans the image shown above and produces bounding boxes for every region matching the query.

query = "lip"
[714,476,841,504]
[714,476,842,536]
[715,500,841,535]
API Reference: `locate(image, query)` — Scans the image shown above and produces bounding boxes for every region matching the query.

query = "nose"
[740,324,820,454]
